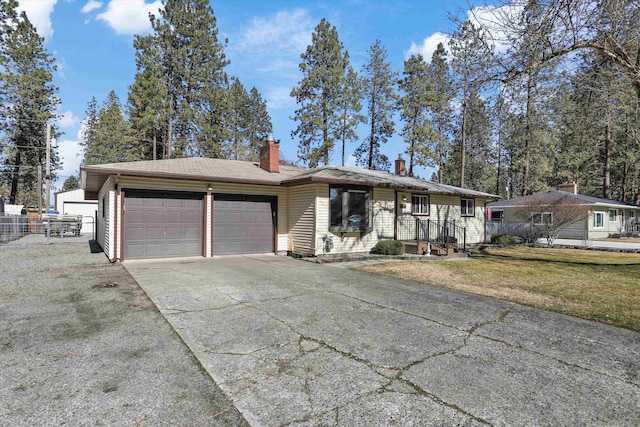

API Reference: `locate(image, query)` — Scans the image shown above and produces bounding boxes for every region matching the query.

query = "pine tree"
[291,19,348,167]
[82,91,136,165]
[227,78,251,160]
[132,0,230,158]
[336,60,365,167]
[246,87,273,161]
[356,40,398,171]
[398,54,434,176]
[62,175,80,191]
[449,21,492,188]
[428,43,454,184]
[0,1,60,204]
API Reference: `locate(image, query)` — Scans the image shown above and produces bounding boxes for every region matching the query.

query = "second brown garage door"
[213,195,275,255]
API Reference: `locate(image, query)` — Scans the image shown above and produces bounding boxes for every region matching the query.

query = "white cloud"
[345,154,357,167]
[96,0,163,35]
[265,86,296,110]
[405,31,450,61]
[81,0,102,14]
[58,110,80,129]
[56,138,83,182]
[466,3,524,54]
[235,9,313,54]
[16,0,57,42]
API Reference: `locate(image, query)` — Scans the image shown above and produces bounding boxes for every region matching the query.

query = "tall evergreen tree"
[246,87,273,162]
[0,1,60,204]
[428,43,454,184]
[132,0,229,158]
[291,19,348,167]
[398,54,434,176]
[450,20,492,188]
[82,91,137,165]
[336,62,365,167]
[356,40,398,170]
[227,78,251,160]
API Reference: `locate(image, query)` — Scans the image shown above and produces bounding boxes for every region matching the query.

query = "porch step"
[402,241,448,256]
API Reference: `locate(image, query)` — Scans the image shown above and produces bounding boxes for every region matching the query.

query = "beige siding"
[118,176,288,253]
[315,187,395,255]
[396,192,488,244]
[287,184,317,255]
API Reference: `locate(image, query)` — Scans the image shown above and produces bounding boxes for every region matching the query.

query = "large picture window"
[411,195,429,215]
[330,186,371,231]
[461,198,475,217]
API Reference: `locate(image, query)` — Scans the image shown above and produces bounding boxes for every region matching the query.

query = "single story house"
[54,188,99,231]
[81,137,499,261]
[487,182,640,240]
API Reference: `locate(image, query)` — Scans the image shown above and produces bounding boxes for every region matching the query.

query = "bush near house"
[371,240,405,255]
[491,233,516,246]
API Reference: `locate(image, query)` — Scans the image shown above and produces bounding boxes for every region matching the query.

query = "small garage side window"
[102,196,108,218]
[329,186,371,232]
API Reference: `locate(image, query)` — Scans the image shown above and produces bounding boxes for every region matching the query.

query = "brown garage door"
[213,195,275,255]
[124,190,203,260]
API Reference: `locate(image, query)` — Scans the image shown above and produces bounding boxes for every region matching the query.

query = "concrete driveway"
[125,255,640,426]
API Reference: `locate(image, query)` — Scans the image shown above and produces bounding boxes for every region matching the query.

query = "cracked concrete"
[125,254,640,426]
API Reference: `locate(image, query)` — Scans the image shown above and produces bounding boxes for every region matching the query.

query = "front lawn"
[358,247,640,332]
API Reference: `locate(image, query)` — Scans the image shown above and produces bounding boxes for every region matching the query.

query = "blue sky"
[15,0,498,193]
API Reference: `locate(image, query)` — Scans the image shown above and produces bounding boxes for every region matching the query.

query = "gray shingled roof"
[81,157,500,198]
[488,190,640,209]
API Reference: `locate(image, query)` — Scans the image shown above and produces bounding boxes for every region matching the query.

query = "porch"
[396,217,467,256]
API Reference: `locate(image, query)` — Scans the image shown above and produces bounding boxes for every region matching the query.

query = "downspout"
[112,174,120,263]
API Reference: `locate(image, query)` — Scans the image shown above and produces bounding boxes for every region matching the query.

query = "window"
[532,212,553,225]
[609,209,619,222]
[461,198,475,217]
[490,210,504,222]
[411,195,429,215]
[329,186,371,231]
[594,211,605,228]
[101,196,107,219]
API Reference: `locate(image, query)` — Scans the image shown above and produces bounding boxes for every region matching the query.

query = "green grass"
[359,247,640,332]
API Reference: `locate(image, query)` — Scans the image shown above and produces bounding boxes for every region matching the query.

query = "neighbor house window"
[594,211,605,228]
[411,195,429,215]
[329,186,371,231]
[609,209,619,222]
[461,198,475,217]
[490,210,504,222]
[532,212,553,225]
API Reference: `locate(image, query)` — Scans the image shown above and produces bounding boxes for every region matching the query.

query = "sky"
[14,0,502,197]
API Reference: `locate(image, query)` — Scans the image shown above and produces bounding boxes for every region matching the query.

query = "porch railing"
[397,217,467,254]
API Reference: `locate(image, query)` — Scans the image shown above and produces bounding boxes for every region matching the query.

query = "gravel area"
[0,242,247,426]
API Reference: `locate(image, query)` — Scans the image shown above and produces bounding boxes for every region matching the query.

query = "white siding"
[315,186,395,255]
[287,184,317,255]
[97,177,116,260]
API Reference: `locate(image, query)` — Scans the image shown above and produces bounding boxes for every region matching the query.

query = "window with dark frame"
[609,209,619,222]
[329,186,371,231]
[461,198,475,217]
[411,194,429,215]
[102,196,106,218]
[532,212,553,225]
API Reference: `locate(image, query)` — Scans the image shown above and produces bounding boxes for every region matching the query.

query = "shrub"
[491,233,516,246]
[517,227,544,246]
[371,240,405,255]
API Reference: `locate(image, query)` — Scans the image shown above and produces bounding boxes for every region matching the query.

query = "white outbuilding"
[54,188,98,234]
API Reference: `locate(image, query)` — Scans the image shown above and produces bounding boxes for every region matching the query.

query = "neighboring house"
[54,188,99,232]
[80,137,499,261]
[487,182,640,240]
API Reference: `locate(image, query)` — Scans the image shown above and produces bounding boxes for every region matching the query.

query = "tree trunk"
[153,133,157,160]
[9,149,21,204]
[521,75,533,196]
[460,99,466,188]
[603,120,612,199]
[369,96,375,170]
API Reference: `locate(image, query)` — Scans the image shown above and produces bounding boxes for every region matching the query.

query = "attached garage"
[213,194,275,255]
[124,190,204,260]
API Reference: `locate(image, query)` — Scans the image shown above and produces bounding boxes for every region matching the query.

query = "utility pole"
[37,163,42,216]
[45,123,51,211]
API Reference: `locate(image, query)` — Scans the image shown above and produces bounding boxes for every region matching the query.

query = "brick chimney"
[395,154,406,176]
[558,181,578,194]
[259,134,279,173]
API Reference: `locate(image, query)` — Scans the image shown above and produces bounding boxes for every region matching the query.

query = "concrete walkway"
[549,238,640,251]
[125,255,640,426]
